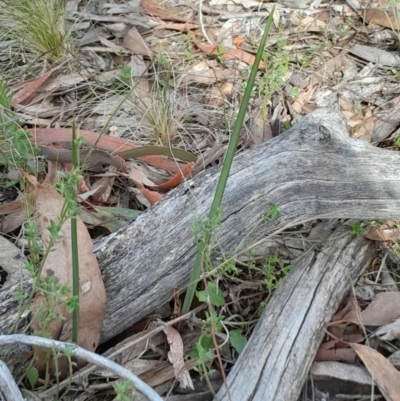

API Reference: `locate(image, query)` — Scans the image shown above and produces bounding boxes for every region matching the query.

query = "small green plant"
[0,80,40,181]
[288,85,300,99]
[263,203,280,221]
[110,66,133,92]
[255,37,290,121]
[262,253,292,295]
[0,0,69,62]
[181,33,194,61]
[349,221,363,236]
[300,52,311,68]
[213,44,228,65]
[114,380,135,401]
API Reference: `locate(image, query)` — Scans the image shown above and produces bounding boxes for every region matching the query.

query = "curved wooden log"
[94,108,400,342]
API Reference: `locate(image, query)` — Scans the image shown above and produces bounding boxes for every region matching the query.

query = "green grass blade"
[71,120,80,343]
[117,146,196,162]
[181,8,275,314]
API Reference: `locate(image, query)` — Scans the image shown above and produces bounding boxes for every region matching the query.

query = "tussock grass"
[0,0,69,62]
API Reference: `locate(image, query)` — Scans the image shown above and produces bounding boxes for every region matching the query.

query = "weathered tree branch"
[93,108,400,342]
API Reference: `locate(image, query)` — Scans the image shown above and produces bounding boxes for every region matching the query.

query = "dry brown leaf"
[315,346,357,363]
[162,324,194,390]
[364,8,400,29]
[291,85,314,114]
[365,224,400,242]
[208,82,234,107]
[28,176,106,374]
[90,166,117,203]
[152,162,194,190]
[341,292,400,327]
[11,67,59,106]
[0,197,23,216]
[352,343,400,400]
[1,210,26,233]
[124,161,157,187]
[309,53,345,87]
[123,27,152,56]
[187,30,266,71]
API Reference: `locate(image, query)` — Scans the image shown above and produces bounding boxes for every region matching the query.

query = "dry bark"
[2,108,400,399]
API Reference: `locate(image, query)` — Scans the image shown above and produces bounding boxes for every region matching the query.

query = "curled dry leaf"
[352,343,400,401]
[27,176,106,374]
[152,162,194,190]
[162,324,194,390]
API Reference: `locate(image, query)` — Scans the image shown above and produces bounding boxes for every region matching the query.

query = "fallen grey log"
[94,107,400,342]
[216,223,375,401]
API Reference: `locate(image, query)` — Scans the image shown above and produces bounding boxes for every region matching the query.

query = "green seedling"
[349,221,363,236]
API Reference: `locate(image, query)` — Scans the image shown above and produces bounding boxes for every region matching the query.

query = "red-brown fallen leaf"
[29,128,186,174]
[331,297,359,322]
[153,162,194,190]
[352,343,400,401]
[134,181,163,204]
[315,347,357,363]
[187,30,266,71]
[141,0,194,23]
[26,174,106,375]
[12,67,58,106]
[233,37,245,48]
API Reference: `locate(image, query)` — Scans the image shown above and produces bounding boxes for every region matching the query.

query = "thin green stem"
[71,120,80,343]
[182,9,275,314]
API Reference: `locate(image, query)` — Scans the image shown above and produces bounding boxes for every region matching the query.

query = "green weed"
[349,221,363,236]
[0,80,40,183]
[110,66,133,92]
[114,380,135,401]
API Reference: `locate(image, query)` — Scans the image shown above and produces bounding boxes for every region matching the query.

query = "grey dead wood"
[0,360,24,401]
[1,108,400,398]
[215,223,375,401]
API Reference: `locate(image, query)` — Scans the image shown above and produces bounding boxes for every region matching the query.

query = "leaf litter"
[2,0,400,399]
